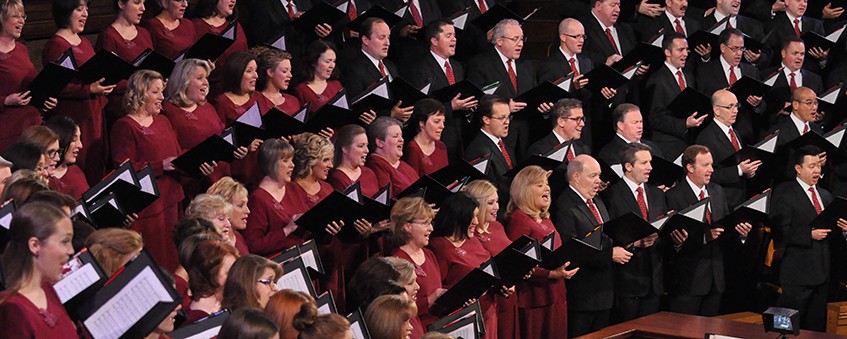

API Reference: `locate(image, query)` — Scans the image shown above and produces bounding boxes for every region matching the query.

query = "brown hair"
[681,144,711,169]
[19,126,59,153]
[218,308,280,339]
[86,228,144,276]
[292,301,351,339]
[364,294,417,339]
[253,46,292,92]
[332,124,367,168]
[187,239,239,299]
[258,138,295,181]
[1,178,49,205]
[221,51,256,95]
[387,197,435,249]
[264,289,316,339]
[1,202,70,293]
[222,254,283,311]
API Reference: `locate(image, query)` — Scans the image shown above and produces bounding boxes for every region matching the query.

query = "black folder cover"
[603,212,660,247]
[656,198,710,237]
[583,64,632,93]
[429,159,488,187]
[180,21,236,61]
[277,256,318,297]
[430,79,485,103]
[647,155,685,187]
[316,291,338,315]
[719,132,779,166]
[83,161,158,216]
[55,249,108,320]
[613,41,664,72]
[88,192,127,228]
[132,48,175,79]
[173,134,237,178]
[713,189,771,234]
[351,78,395,113]
[347,309,372,339]
[491,236,540,288]
[169,309,230,339]
[296,191,365,243]
[391,77,431,107]
[27,49,77,109]
[293,1,347,34]
[667,88,712,119]
[396,175,455,206]
[349,5,404,32]
[810,196,847,231]
[77,49,136,86]
[363,185,393,224]
[729,76,770,99]
[434,260,499,314]
[539,229,602,270]
[514,81,571,113]
[428,301,485,337]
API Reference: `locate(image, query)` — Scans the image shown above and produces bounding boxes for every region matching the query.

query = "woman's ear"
[28,237,41,257]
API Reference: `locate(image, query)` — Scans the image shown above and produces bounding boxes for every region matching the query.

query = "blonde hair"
[291,132,334,180]
[463,179,497,228]
[388,197,435,249]
[165,58,212,107]
[207,176,249,203]
[507,165,550,220]
[0,0,23,27]
[384,256,415,286]
[185,193,233,221]
[86,228,144,276]
[124,70,164,115]
[365,295,417,339]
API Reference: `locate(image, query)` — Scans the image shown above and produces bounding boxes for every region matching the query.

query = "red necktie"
[378,60,387,77]
[700,189,712,224]
[676,69,686,91]
[605,28,620,54]
[507,60,518,92]
[409,1,424,27]
[569,57,579,76]
[789,72,798,92]
[803,123,810,134]
[478,0,488,13]
[727,18,733,29]
[728,128,741,151]
[809,187,822,214]
[794,18,802,37]
[674,18,685,35]
[567,146,575,162]
[444,61,456,85]
[498,139,513,169]
[635,186,649,220]
[587,199,603,224]
[287,1,296,18]
[348,0,358,21]
[728,66,737,86]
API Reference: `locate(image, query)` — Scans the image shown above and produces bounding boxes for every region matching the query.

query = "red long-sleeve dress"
[256,92,302,116]
[403,139,448,176]
[478,221,520,339]
[191,19,248,97]
[0,41,42,151]
[327,167,380,198]
[161,101,229,198]
[365,155,419,197]
[0,282,79,338]
[49,165,90,200]
[244,187,300,256]
[144,17,196,60]
[95,26,154,120]
[292,80,343,113]
[391,248,443,339]
[212,93,261,189]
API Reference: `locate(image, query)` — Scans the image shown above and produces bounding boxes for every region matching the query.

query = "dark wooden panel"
[21,0,114,40]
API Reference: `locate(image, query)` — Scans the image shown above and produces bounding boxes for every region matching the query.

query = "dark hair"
[189,0,237,19]
[221,254,283,311]
[218,308,280,339]
[612,103,639,130]
[1,178,49,205]
[45,115,79,166]
[187,239,239,299]
[346,257,403,311]
[292,302,351,339]
[718,27,744,46]
[412,98,445,133]
[52,0,82,28]
[425,19,453,42]
[2,142,43,172]
[781,35,804,51]
[72,219,96,253]
[620,142,652,167]
[111,0,129,12]
[476,95,509,119]
[1,202,70,292]
[222,51,256,94]
[178,232,222,272]
[173,217,217,247]
[360,17,386,40]
[432,192,479,241]
[793,145,822,167]
[550,98,582,127]
[300,40,339,83]
[25,190,76,210]
[333,124,367,168]
[662,31,686,51]
[681,144,710,168]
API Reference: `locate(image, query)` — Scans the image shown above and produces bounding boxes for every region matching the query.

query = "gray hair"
[491,19,521,42]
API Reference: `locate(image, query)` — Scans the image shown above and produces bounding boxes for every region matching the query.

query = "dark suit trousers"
[668,287,722,317]
[613,293,660,323]
[779,283,828,332]
[568,309,611,337]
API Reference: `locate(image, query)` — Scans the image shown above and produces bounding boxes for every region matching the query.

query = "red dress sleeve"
[244,188,298,256]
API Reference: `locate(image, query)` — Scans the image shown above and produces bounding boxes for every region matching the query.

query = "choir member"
[146,0,195,59]
[264,290,316,339]
[254,47,301,115]
[243,138,300,256]
[2,142,49,179]
[765,38,824,122]
[185,193,238,249]
[45,116,89,199]
[85,228,143,276]
[218,308,280,339]
[145,301,180,339]
[222,254,283,311]
[208,176,252,254]
[189,0,248,97]
[0,202,78,337]
[329,124,381,197]
[96,0,154,120]
[388,197,442,331]
[464,96,514,214]
[44,0,115,184]
[346,257,408,312]
[526,98,591,161]
[245,0,332,57]
[765,0,827,71]
[294,40,344,113]
[173,222,220,309]
[0,156,12,194]
[0,176,48,204]
[596,104,663,167]
[403,99,448,176]
[429,192,498,337]
[291,303,352,339]
[213,52,261,187]
[19,126,62,179]
[366,117,420,196]
[632,0,704,46]
[0,0,53,151]
[185,239,239,322]
[505,165,575,339]
[110,70,188,271]
[364,295,417,339]
[464,179,519,338]
[384,257,426,339]
[700,0,769,68]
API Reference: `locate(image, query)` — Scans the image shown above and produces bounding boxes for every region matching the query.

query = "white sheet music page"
[276,268,312,295]
[446,321,476,339]
[54,263,99,303]
[182,326,223,339]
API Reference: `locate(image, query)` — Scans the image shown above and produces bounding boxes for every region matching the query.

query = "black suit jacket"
[374,0,441,62]
[701,14,771,68]
[645,65,696,160]
[765,13,826,68]
[246,0,314,47]
[695,58,760,141]
[772,180,834,286]
[665,181,730,296]
[773,114,825,146]
[634,14,702,42]
[603,179,666,296]
[583,17,638,69]
[695,122,748,208]
[463,132,515,211]
[535,50,596,146]
[763,68,823,119]
[596,136,663,165]
[553,187,614,311]
[524,132,591,161]
[341,50,399,98]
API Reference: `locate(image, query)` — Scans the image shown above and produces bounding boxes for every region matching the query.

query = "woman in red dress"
[145,0,195,60]
[207,176,252,255]
[403,98,449,176]
[505,165,578,339]
[0,1,54,151]
[388,197,443,336]
[185,239,239,322]
[95,0,154,120]
[465,179,519,339]
[293,40,343,114]
[365,117,419,196]
[329,125,380,197]
[44,0,114,184]
[189,0,248,97]
[243,138,299,256]
[110,70,185,271]
[255,47,301,115]
[428,192,499,338]
[45,116,89,200]
[0,203,78,337]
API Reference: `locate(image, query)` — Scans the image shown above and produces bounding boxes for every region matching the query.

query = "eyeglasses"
[491,114,512,121]
[501,35,527,43]
[408,220,432,226]
[257,278,277,290]
[9,13,26,21]
[794,99,819,106]
[715,103,740,110]
[47,149,64,158]
[723,44,746,53]
[563,33,587,40]
[565,116,586,123]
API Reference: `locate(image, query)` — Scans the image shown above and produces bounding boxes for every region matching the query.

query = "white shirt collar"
[569,184,593,203]
[592,11,614,31]
[782,65,802,83]
[494,47,516,75]
[720,56,740,80]
[480,128,501,146]
[665,61,684,79]
[622,174,644,195]
[665,11,684,27]
[796,177,824,208]
[789,112,809,135]
[430,50,449,72]
[714,10,737,27]
[552,129,568,144]
[559,46,577,62]
[686,176,707,197]
[361,50,390,79]
[786,12,801,25]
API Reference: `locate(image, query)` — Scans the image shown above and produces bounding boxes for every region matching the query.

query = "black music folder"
[824,122,846,148]
[583,64,637,93]
[719,131,779,166]
[392,77,431,108]
[88,192,127,228]
[428,301,486,337]
[316,291,338,315]
[648,155,685,187]
[268,240,324,279]
[0,200,15,250]
[434,260,500,314]
[801,25,845,52]
[539,228,602,270]
[173,134,238,178]
[82,162,159,216]
[363,184,392,224]
[351,78,395,113]
[430,79,491,103]
[349,5,404,32]
[77,49,136,86]
[656,198,710,238]
[55,248,108,320]
[713,189,771,234]
[433,315,480,339]
[179,21,236,62]
[277,256,318,297]
[348,308,372,339]
[504,154,563,178]
[784,129,839,155]
[603,212,662,247]
[28,48,77,109]
[491,236,540,288]
[429,157,488,187]
[262,105,309,137]
[729,76,770,99]
[810,196,847,232]
[230,102,272,148]
[614,39,665,72]
[132,48,175,79]
[294,1,347,35]
[471,4,537,33]
[79,250,181,339]
[514,81,572,113]
[306,91,362,131]
[396,175,456,206]
[667,88,712,119]
[169,309,230,339]
[296,190,366,243]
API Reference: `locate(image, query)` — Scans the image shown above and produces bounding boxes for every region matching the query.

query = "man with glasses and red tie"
[525,98,591,165]
[464,95,515,214]
[764,37,824,122]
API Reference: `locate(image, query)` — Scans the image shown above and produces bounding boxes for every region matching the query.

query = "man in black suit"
[373,0,442,62]
[525,98,591,161]
[597,103,663,166]
[437,0,494,62]
[773,145,847,331]
[341,17,415,122]
[645,32,707,160]
[700,0,770,68]
[696,90,762,209]
[633,0,710,61]
[665,145,752,316]
[603,142,666,323]
[774,86,824,146]
[554,154,628,336]
[463,96,515,212]
[765,0,829,70]
[764,37,824,122]
[246,0,332,54]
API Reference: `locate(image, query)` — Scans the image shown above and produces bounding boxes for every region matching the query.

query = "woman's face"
[276,156,295,183]
[45,140,61,173]
[186,66,209,104]
[64,127,83,165]
[143,79,165,115]
[210,212,233,242]
[404,217,433,248]
[119,0,145,25]
[2,5,25,39]
[376,125,403,159]
[530,179,551,211]
[484,192,499,223]
[310,151,333,181]
[230,192,249,231]
[401,276,420,301]
[269,59,293,91]
[343,133,368,168]
[467,208,479,238]
[241,60,258,94]
[155,304,181,334]
[215,0,236,17]
[215,254,237,294]
[419,113,445,142]
[33,218,75,283]
[402,319,413,339]
[162,0,188,19]
[68,1,88,34]
[35,154,49,178]
[255,267,276,308]
[314,49,336,81]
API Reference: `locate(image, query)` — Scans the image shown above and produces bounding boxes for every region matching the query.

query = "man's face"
[666,0,688,17]
[482,102,511,138]
[786,0,807,17]
[560,22,586,55]
[625,150,653,184]
[362,22,390,59]
[593,0,621,26]
[712,91,739,126]
[558,107,585,140]
[572,158,603,199]
[686,151,714,186]
[791,88,818,123]
[720,34,744,67]
[796,154,822,186]
[617,109,643,141]
[782,41,805,71]
[716,0,740,16]
[495,23,524,60]
[665,37,689,69]
[431,24,456,58]
[0,166,10,195]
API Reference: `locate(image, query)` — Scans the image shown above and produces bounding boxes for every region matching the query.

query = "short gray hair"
[491,19,521,42]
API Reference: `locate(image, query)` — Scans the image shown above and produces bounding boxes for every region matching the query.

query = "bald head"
[568,154,602,199]
[791,86,818,123]
[558,18,585,55]
[711,89,739,126]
